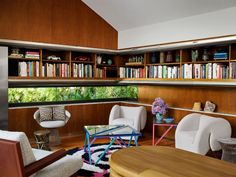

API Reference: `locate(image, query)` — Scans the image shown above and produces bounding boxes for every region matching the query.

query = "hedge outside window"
[8,86,138,104]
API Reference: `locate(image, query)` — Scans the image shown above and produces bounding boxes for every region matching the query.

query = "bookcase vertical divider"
[68,51,72,78]
[144,53,148,78]
[92,53,96,79]
[180,49,183,79]
[39,49,43,78]
[94,53,97,78]
[228,45,231,79]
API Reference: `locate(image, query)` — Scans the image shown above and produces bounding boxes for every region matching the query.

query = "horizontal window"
[8,86,138,105]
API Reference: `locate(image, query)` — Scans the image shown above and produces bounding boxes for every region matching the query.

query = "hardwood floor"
[51,132,175,150]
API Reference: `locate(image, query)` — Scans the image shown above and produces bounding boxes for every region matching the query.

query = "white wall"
[118,7,236,49]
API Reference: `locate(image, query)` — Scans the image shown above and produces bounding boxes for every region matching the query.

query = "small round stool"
[34,130,51,151]
[218,138,236,163]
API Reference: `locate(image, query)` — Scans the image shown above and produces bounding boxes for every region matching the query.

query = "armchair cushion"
[110,118,134,128]
[0,130,36,166]
[52,106,66,121]
[32,149,83,177]
[40,121,66,128]
[39,107,53,122]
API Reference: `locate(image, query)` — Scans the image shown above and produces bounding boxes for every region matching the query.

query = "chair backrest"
[0,138,25,177]
[120,106,144,119]
[0,130,36,166]
[176,113,202,132]
[34,109,71,124]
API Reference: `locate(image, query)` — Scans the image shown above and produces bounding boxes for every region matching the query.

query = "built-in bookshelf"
[6,37,236,84]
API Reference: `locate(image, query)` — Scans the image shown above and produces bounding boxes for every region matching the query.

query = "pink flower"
[152,97,168,115]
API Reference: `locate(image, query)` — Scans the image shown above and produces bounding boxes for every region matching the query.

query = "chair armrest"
[65,110,71,123]
[34,110,41,124]
[109,105,120,124]
[25,149,67,177]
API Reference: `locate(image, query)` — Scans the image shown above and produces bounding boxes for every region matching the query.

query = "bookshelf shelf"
[120,101,236,117]
[71,61,94,64]
[182,60,229,64]
[146,62,180,66]
[8,57,40,61]
[42,60,70,63]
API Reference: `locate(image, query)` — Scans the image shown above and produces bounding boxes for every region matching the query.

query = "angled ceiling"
[82,0,236,31]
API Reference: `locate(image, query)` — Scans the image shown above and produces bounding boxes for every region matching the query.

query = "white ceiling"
[82,0,236,31]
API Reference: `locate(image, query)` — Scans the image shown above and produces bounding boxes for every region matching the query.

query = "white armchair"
[0,130,83,177]
[109,105,147,132]
[175,113,232,155]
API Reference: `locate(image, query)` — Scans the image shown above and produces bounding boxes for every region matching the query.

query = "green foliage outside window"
[8,86,138,103]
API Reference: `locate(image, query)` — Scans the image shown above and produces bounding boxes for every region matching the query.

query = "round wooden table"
[109,146,236,177]
[34,130,51,151]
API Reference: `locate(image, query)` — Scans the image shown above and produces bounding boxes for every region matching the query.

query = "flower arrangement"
[152,97,168,115]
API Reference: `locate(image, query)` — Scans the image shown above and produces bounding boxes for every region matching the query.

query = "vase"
[155,113,163,122]
[96,55,102,64]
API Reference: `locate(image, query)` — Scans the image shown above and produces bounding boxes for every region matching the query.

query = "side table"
[152,119,177,146]
[218,138,236,163]
[34,130,51,151]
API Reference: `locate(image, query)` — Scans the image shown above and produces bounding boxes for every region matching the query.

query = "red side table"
[152,118,178,146]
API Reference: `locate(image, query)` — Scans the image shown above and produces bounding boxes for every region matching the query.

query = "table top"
[109,146,236,177]
[218,138,236,145]
[84,125,141,137]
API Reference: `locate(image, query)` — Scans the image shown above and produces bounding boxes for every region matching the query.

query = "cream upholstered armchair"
[0,130,83,177]
[34,107,71,146]
[109,105,147,132]
[175,113,232,155]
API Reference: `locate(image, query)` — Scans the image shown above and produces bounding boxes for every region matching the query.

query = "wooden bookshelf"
[6,37,236,83]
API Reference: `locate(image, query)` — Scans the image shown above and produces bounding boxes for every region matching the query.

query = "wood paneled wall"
[0,0,117,49]
[137,85,236,137]
[8,103,117,139]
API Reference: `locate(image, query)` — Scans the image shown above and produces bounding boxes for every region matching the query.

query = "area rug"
[67,143,127,177]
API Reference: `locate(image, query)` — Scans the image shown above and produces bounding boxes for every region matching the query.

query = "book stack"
[230,62,236,79]
[18,61,40,77]
[73,63,93,78]
[192,63,228,79]
[213,52,228,60]
[146,65,180,79]
[119,67,145,78]
[9,53,24,58]
[96,68,105,78]
[182,64,193,79]
[25,51,40,59]
[42,63,69,77]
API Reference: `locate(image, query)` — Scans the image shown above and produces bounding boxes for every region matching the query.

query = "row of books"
[42,63,70,77]
[18,61,40,77]
[229,62,236,79]
[146,65,180,79]
[182,63,228,79]
[72,63,93,78]
[119,67,145,78]
[96,68,106,78]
